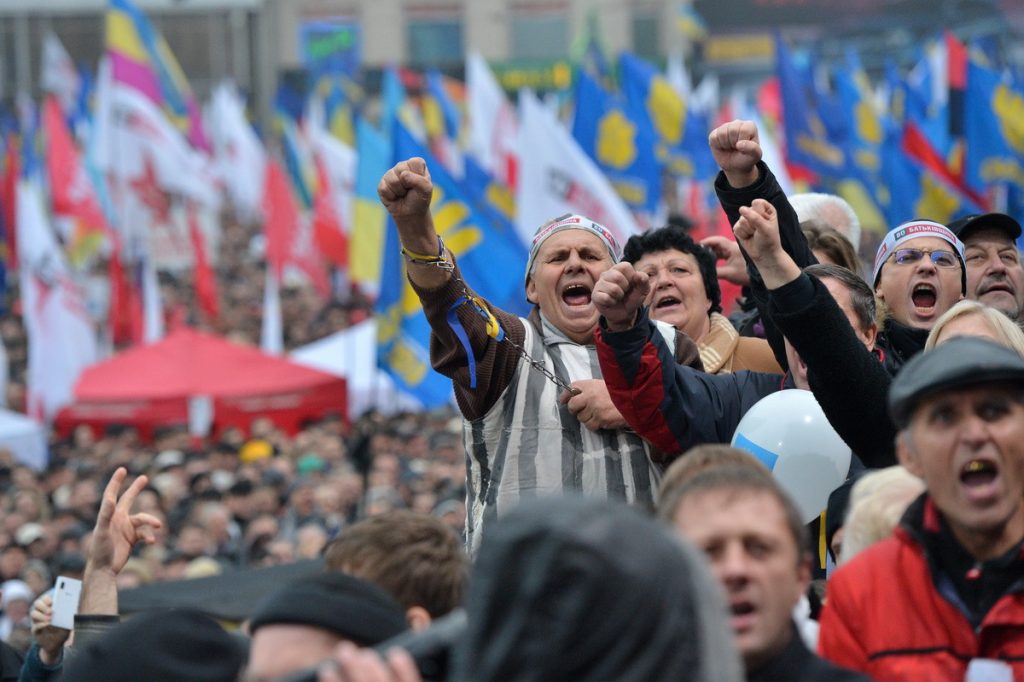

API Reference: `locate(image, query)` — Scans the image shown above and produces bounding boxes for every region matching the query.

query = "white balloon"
[730,389,851,524]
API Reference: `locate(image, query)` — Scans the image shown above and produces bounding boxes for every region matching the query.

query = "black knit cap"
[249,571,408,646]
[65,609,247,682]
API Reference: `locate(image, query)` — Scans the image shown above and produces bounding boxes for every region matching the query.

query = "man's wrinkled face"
[964,228,1024,321]
[876,236,963,330]
[525,230,615,344]
[673,489,809,673]
[898,384,1024,559]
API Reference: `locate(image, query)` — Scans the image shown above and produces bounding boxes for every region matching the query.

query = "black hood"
[451,496,742,682]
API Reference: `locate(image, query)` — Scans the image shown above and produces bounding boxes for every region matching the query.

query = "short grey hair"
[790,193,861,250]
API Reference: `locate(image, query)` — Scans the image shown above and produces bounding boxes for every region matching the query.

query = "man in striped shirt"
[378,157,699,553]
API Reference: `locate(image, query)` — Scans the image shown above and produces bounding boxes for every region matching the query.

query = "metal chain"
[410,258,580,396]
[501,333,581,396]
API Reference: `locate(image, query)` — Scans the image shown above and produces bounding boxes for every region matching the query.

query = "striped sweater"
[413,262,698,553]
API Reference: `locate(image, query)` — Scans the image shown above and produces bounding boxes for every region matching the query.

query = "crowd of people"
[0,209,470,678]
[0,114,1021,681]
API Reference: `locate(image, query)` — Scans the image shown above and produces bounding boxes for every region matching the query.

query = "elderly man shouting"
[378,157,696,552]
[819,337,1024,680]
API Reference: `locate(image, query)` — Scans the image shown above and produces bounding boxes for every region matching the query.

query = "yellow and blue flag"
[830,51,887,232]
[774,37,845,179]
[618,52,715,182]
[964,59,1024,193]
[105,0,208,150]
[572,70,660,214]
[349,117,390,291]
[376,124,530,407]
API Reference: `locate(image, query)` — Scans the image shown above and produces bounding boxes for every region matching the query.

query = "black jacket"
[748,626,870,682]
[768,274,898,468]
[1,641,24,682]
[715,161,817,370]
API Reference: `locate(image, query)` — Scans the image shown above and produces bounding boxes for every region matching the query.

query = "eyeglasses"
[890,248,959,268]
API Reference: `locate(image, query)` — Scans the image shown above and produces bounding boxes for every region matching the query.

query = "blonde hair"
[838,466,924,565]
[924,300,1024,357]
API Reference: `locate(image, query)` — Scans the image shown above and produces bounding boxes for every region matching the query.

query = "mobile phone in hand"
[50,577,82,630]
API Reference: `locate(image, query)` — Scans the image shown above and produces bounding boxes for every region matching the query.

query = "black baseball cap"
[947,213,1022,243]
[889,337,1024,428]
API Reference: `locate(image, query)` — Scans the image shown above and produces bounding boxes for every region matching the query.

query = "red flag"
[187,203,219,321]
[44,97,109,233]
[1,139,19,268]
[312,158,348,268]
[902,122,988,210]
[262,160,295,283]
[262,159,330,298]
[108,243,142,347]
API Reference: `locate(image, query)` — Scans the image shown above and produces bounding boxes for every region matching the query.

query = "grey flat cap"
[889,337,1024,428]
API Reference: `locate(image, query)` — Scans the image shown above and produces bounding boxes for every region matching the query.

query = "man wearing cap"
[244,572,409,681]
[378,157,698,553]
[819,337,1024,680]
[949,212,1024,322]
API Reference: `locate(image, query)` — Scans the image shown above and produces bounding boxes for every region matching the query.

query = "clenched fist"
[593,262,650,331]
[708,120,762,188]
[377,157,449,286]
[733,198,800,290]
[378,157,433,222]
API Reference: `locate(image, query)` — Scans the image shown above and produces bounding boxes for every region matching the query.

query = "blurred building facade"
[0,0,1020,124]
[0,0,679,122]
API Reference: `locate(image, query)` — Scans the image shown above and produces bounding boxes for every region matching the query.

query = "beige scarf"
[698,312,740,374]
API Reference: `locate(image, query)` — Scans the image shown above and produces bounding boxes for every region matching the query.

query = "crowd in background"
[0,208,468,659]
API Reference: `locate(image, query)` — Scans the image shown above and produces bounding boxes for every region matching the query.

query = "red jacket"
[819,496,1024,681]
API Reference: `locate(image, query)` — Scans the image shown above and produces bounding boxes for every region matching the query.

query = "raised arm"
[736,200,896,467]
[80,467,162,616]
[710,120,816,367]
[593,264,780,461]
[378,157,524,420]
[377,157,450,290]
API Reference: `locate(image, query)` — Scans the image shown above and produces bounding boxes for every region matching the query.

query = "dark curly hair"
[622,226,723,315]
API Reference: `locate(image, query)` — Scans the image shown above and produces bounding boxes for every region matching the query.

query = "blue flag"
[618,52,715,182]
[572,70,660,214]
[829,51,887,230]
[424,70,462,141]
[775,36,846,178]
[881,126,982,228]
[965,59,1024,192]
[904,40,952,160]
[376,124,530,408]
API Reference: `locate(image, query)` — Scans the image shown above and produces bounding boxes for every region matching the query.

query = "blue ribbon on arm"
[446,296,506,390]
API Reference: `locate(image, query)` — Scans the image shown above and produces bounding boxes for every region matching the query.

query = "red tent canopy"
[55,329,347,440]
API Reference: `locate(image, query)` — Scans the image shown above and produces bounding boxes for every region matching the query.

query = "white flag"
[208,82,266,222]
[141,255,163,343]
[17,180,98,421]
[515,90,641,247]
[41,31,80,116]
[261,268,283,355]
[666,47,692,100]
[467,52,518,186]
[307,116,356,238]
[92,58,220,209]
